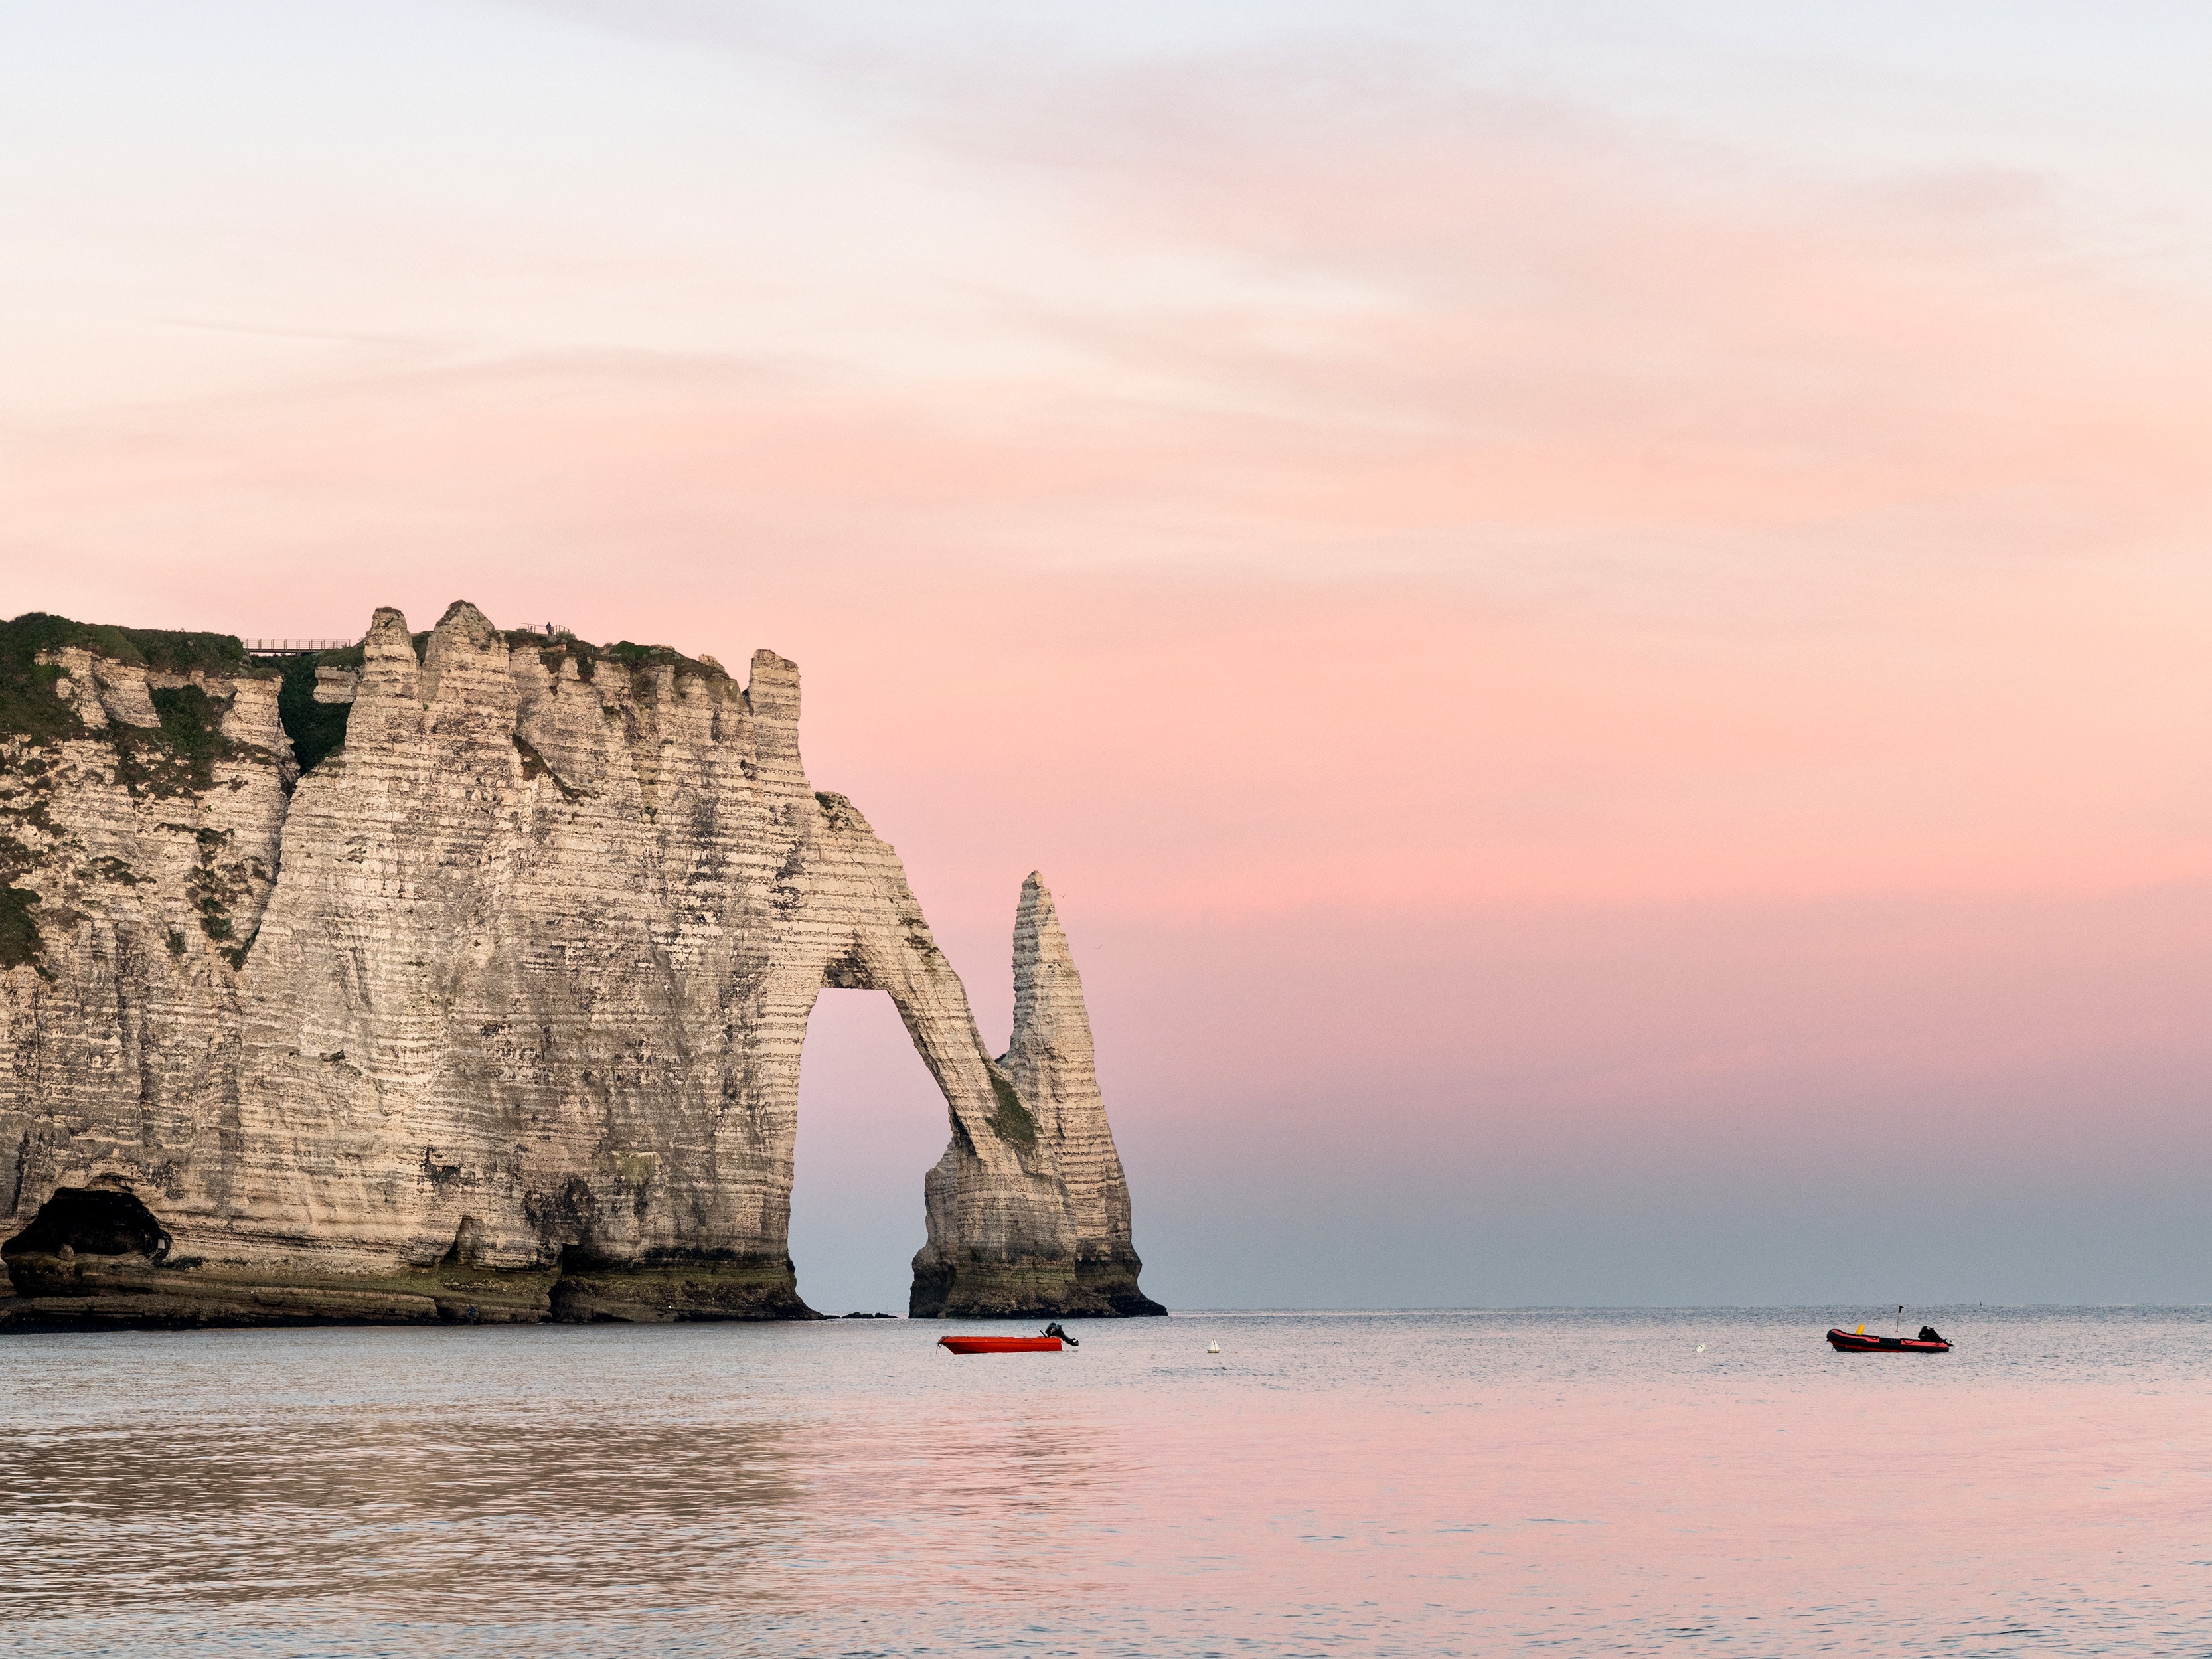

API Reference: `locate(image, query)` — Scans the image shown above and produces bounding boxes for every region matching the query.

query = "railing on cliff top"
[240,624,571,659]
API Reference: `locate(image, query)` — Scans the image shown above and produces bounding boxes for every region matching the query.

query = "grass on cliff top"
[0,613,265,742]
[524,635,727,689]
[0,614,730,761]
[604,639,726,682]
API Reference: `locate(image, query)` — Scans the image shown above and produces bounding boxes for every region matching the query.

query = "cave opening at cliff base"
[2,1186,172,1263]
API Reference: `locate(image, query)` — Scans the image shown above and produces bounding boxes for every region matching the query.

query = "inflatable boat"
[939,1335,1062,1355]
[1826,1327,1950,1354]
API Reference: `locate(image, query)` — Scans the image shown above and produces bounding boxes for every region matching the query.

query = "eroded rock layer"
[0,603,1160,1328]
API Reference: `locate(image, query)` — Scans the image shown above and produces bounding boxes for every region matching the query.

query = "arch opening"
[789,988,953,1317]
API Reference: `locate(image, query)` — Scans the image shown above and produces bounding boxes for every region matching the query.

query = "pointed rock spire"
[999,872,1164,1316]
[345,605,420,750]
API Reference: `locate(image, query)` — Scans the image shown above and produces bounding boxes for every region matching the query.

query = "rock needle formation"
[913,873,1162,1317]
[0,604,1162,1328]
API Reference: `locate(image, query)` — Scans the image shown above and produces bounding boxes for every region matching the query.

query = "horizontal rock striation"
[0,603,1160,1328]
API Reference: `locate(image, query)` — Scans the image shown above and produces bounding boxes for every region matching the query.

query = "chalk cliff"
[0,603,1161,1327]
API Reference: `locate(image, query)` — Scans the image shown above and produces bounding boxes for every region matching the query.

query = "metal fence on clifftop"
[241,639,358,656]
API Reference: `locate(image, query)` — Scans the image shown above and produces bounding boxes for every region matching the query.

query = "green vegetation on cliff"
[987,1066,1039,1152]
[277,651,358,775]
[147,685,231,789]
[0,613,266,744]
[106,686,241,800]
[0,881,41,973]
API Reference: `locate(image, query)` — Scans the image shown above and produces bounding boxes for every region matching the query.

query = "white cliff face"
[1,643,290,1248]
[0,603,1160,1326]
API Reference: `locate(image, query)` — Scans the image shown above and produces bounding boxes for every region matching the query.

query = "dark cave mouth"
[1,1186,172,1261]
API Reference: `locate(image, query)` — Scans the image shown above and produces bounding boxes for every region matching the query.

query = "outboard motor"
[1042,1321,1079,1347]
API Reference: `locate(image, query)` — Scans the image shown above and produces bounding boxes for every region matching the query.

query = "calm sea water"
[1,1307,2207,1656]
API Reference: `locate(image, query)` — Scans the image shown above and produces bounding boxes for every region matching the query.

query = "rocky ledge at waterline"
[0,603,1164,1330]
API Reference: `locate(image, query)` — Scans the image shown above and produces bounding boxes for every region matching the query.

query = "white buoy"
[1696,1345,1705,1353]
[1207,1342,1220,1354]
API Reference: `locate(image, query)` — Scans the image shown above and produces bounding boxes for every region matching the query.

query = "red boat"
[1826,1328,1950,1354]
[939,1336,1062,1355]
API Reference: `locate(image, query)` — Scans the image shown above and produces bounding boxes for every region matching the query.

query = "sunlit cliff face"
[10,1,2212,1305]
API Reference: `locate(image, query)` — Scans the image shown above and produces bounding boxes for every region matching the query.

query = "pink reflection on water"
[759,1311,2212,1652]
[0,1310,2205,1655]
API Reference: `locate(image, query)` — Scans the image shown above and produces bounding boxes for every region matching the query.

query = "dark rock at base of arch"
[547,1245,822,1324]
[1077,1257,1168,1318]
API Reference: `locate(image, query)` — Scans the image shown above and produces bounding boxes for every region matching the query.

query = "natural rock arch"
[791,870,1164,1319]
[0,601,1160,1327]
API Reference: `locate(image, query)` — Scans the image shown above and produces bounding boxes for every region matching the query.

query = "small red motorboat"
[937,1322,1078,1356]
[939,1336,1062,1355]
[1826,1327,1950,1354]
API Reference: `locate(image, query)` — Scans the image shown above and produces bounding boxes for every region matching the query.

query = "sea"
[1,1306,2207,1657]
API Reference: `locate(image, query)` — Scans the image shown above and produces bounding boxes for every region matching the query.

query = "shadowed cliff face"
[0,602,1160,1328]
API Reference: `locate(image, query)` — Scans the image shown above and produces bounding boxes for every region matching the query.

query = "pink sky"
[7,2,2212,1306]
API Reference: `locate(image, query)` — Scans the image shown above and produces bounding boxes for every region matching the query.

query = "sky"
[6,2,2212,1309]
